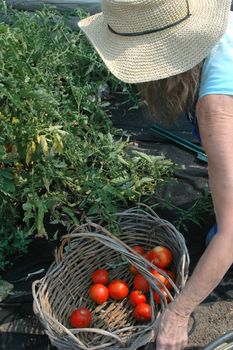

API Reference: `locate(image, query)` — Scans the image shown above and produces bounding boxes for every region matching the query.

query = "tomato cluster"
[69,269,130,328]
[130,244,174,302]
[128,245,174,320]
[69,244,174,329]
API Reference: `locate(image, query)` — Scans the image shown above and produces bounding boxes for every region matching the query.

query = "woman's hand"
[156,304,189,350]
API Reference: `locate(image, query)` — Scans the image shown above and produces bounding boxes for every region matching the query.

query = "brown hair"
[137,61,204,125]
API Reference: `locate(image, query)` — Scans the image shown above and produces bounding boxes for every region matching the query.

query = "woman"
[78,1,233,349]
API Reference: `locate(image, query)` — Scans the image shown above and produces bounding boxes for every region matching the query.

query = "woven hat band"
[102,0,190,35]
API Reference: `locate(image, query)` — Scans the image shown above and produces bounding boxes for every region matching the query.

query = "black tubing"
[203,330,233,350]
[188,312,197,337]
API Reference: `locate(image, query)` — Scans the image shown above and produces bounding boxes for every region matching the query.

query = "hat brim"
[78,0,231,83]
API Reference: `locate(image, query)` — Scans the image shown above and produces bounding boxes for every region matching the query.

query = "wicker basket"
[32,204,190,350]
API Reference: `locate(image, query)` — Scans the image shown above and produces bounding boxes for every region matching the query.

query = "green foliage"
[0,5,174,269]
[0,192,31,270]
[173,186,214,232]
[149,185,214,232]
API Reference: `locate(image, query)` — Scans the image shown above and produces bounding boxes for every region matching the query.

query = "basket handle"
[55,236,72,263]
[71,327,126,344]
[55,222,151,265]
[55,227,179,296]
[54,204,161,263]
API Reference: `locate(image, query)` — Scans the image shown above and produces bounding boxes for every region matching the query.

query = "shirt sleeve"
[199,11,233,99]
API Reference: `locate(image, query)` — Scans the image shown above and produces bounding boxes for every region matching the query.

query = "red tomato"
[133,303,151,321]
[164,270,175,290]
[145,246,173,268]
[108,279,129,300]
[133,274,150,292]
[70,308,92,328]
[89,283,109,304]
[130,290,147,306]
[153,289,171,304]
[132,245,145,255]
[150,268,168,286]
[92,269,108,285]
[129,264,138,275]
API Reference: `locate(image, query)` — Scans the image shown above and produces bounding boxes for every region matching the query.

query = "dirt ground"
[189,300,233,348]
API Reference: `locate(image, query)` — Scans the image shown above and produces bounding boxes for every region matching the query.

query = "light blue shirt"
[199,11,233,99]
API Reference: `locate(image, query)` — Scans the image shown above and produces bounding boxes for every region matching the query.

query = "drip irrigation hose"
[203,330,233,350]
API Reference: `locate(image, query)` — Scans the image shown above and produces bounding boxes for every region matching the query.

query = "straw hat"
[78,0,231,83]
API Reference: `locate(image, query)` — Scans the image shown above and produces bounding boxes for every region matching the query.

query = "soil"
[189,301,233,348]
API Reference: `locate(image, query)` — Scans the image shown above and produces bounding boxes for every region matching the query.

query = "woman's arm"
[156,94,233,350]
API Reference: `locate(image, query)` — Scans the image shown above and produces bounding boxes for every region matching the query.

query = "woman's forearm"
[170,95,233,316]
[170,231,233,316]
